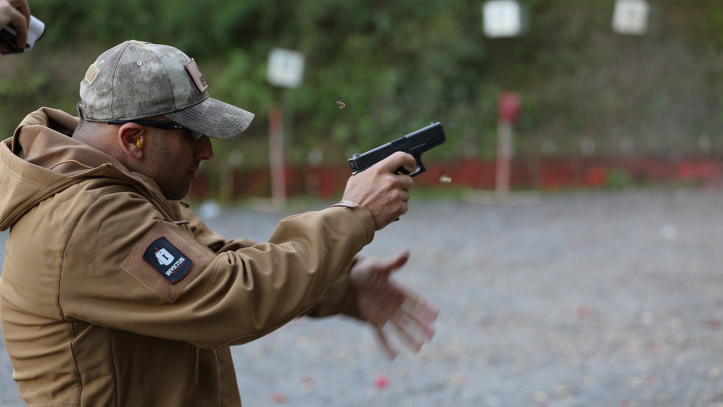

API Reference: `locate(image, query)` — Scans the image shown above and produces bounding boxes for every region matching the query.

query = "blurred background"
[2,1,723,406]
[2,0,723,200]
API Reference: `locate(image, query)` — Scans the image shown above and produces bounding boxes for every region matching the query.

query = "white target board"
[612,0,649,35]
[483,0,522,38]
[267,48,305,89]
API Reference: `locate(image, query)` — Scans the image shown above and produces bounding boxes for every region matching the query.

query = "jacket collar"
[0,108,180,230]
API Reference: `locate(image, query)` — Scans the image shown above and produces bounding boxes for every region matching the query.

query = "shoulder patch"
[143,237,193,283]
[122,222,210,303]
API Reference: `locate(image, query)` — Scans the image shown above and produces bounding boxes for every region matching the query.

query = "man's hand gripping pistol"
[348,122,446,177]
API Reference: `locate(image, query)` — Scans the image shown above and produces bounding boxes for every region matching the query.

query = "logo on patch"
[155,248,174,265]
[143,237,193,283]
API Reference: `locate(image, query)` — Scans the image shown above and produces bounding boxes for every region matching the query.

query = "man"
[0,40,438,406]
[0,0,30,53]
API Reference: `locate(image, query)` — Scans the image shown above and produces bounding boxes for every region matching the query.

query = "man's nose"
[195,136,214,161]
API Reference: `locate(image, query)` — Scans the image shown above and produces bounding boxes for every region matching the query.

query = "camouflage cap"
[79,40,254,139]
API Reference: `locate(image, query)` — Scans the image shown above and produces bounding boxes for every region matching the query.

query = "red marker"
[374,374,390,390]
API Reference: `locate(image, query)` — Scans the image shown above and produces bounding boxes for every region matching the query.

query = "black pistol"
[348,122,446,177]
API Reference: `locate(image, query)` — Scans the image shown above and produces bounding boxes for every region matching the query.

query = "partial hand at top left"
[0,0,30,53]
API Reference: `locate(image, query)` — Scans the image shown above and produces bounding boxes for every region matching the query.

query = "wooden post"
[269,105,286,207]
[496,92,521,201]
[496,121,512,201]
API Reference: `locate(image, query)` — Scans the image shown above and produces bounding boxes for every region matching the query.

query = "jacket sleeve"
[178,201,260,253]
[59,192,373,348]
[303,257,361,319]
[179,201,362,319]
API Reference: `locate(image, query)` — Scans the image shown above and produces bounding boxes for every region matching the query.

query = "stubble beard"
[147,133,195,201]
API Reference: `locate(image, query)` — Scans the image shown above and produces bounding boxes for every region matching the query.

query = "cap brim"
[168,97,254,139]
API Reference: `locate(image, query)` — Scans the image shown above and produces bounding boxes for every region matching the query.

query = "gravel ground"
[1,189,723,406]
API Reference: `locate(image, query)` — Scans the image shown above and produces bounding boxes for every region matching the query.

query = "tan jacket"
[0,108,374,407]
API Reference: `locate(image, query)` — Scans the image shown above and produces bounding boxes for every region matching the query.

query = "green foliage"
[2,0,723,163]
[606,168,633,190]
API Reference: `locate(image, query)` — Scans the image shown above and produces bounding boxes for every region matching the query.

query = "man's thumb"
[388,249,410,272]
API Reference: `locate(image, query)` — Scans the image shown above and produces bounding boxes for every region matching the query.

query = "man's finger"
[401,295,439,325]
[9,0,29,25]
[386,250,410,273]
[399,189,410,203]
[398,174,414,191]
[6,6,27,48]
[392,316,424,353]
[397,200,409,218]
[392,307,437,341]
[379,151,416,175]
[375,325,399,360]
[414,301,439,325]
[393,310,437,341]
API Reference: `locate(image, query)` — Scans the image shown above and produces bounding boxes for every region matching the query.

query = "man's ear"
[117,123,146,160]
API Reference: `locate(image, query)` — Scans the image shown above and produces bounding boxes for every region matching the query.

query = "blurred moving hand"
[0,0,30,53]
[350,250,438,359]
[342,151,416,230]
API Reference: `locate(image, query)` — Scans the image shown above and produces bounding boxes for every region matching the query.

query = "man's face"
[144,127,214,201]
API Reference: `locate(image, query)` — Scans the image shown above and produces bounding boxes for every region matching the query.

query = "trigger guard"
[394,155,426,177]
[410,155,425,177]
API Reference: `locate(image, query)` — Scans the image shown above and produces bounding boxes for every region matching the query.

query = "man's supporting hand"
[350,250,438,360]
[0,0,30,53]
[342,151,416,230]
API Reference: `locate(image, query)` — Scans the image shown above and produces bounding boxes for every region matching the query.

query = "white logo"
[155,248,174,266]
[165,257,187,276]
